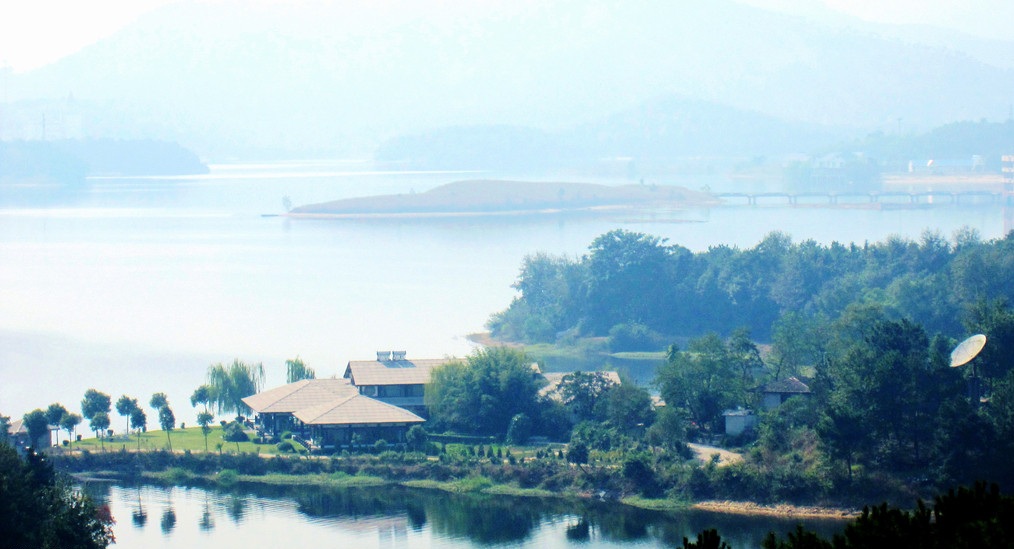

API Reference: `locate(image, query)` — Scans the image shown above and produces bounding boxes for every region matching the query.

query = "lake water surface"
[85,481,846,548]
[0,162,1005,423]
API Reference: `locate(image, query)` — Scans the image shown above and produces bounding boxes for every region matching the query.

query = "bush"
[280,431,293,440]
[223,421,249,443]
[608,322,665,352]
[216,469,239,487]
[276,441,294,453]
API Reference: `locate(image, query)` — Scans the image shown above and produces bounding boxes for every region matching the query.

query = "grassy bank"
[59,425,304,456]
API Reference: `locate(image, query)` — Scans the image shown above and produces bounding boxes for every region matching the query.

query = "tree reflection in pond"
[160,507,176,534]
[85,482,846,548]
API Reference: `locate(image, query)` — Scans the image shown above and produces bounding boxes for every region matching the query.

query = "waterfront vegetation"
[6,228,1014,547]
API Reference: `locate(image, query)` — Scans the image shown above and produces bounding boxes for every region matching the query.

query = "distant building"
[343,351,456,416]
[759,377,812,410]
[243,350,454,451]
[722,408,757,437]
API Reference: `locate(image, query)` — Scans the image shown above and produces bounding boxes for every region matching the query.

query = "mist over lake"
[0,162,1003,424]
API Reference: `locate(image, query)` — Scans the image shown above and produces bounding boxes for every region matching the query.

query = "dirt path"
[686,443,743,467]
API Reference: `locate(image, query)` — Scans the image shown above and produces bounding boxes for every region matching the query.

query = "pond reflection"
[85,481,845,548]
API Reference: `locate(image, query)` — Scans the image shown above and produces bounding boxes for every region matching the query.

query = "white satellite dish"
[950,334,987,368]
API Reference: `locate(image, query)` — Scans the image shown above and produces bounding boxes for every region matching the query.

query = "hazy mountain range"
[4,0,1013,162]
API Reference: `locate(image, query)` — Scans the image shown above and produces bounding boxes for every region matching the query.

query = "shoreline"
[76,467,858,520]
[692,500,859,520]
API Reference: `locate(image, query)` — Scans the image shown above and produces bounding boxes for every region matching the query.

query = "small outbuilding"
[759,377,812,410]
[722,408,758,437]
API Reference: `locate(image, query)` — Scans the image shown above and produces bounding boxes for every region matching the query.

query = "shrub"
[280,431,293,440]
[608,322,665,352]
[216,469,239,487]
[276,441,294,453]
[223,421,249,443]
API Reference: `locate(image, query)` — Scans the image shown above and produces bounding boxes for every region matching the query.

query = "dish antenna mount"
[950,334,987,368]
[950,334,987,404]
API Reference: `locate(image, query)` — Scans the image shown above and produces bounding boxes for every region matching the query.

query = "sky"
[2,0,1013,73]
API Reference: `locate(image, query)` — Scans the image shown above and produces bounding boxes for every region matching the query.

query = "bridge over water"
[714,190,1006,206]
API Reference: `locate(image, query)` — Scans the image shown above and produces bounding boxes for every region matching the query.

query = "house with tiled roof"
[343,351,457,415]
[243,351,456,451]
[293,394,424,448]
[759,376,812,409]
[242,378,357,437]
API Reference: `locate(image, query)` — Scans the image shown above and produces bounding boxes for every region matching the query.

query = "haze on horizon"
[2,0,1013,160]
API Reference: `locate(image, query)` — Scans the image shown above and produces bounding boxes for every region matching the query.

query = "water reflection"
[199,494,215,531]
[84,481,844,548]
[160,507,176,535]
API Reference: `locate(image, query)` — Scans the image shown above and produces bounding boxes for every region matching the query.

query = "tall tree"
[22,409,50,450]
[129,408,147,451]
[196,411,214,452]
[285,357,316,383]
[190,385,214,414]
[0,443,115,548]
[90,412,110,450]
[114,396,139,434]
[81,389,111,423]
[426,347,544,436]
[149,393,169,411]
[206,359,265,416]
[655,334,746,435]
[60,413,82,449]
[0,414,10,446]
[158,406,175,452]
[45,403,69,445]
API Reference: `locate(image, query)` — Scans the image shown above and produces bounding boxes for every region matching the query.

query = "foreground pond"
[84,482,846,548]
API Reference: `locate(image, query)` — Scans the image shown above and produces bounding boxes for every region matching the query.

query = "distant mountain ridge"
[6,0,1014,159]
[375,96,847,172]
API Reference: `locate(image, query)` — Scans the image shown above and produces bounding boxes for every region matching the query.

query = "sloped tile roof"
[343,358,456,386]
[293,394,425,426]
[241,378,357,414]
[762,376,811,394]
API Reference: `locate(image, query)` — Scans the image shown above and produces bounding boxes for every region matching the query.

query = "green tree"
[406,425,427,452]
[158,406,175,452]
[0,414,10,446]
[584,230,673,335]
[61,413,82,448]
[426,347,544,436]
[506,413,532,445]
[81,389,111,422]
[45,403,69,445]
[23,409,50,449]
[0,444,115,548]
[554,371,618,422]
[683,529,732,549]
[206,359,265,416]
[114,395,139,434]
[646,405,688,454]
[149,392,169,411]
[285,356,316,383]
[656,335,745,435]
[222,420,248,452]
[90,412,110,450]
[190,385,214,413]
[196,411,214,452]
[596,383,655,436]
[566,439,589,471]
[129,408,147,451]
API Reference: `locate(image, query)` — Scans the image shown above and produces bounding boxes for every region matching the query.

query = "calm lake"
[0,161,1005,423]
[84,481,846,548]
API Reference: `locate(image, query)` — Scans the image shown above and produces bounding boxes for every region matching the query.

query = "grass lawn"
[59,425,305,456]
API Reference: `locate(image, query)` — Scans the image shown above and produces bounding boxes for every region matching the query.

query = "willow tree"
[206,359,265,417]
[285,357,315,383]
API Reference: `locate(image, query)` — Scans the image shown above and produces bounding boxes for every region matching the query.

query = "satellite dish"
[950,334,987,368]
